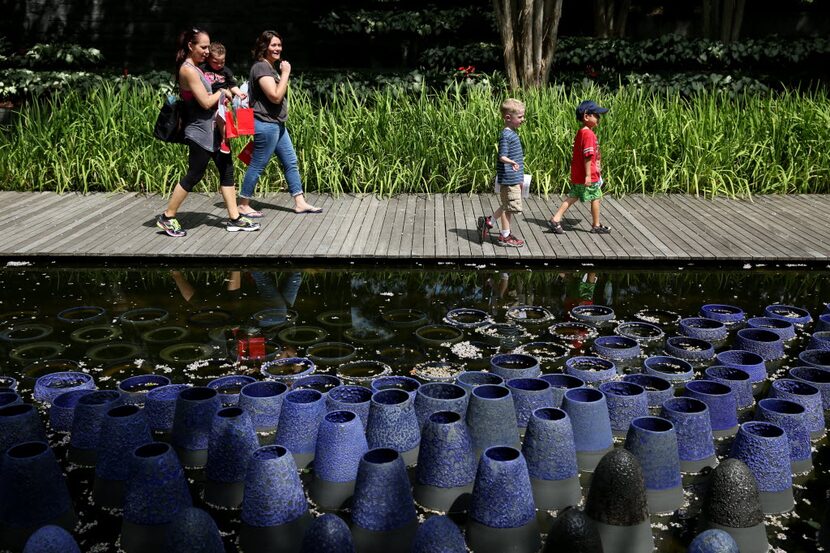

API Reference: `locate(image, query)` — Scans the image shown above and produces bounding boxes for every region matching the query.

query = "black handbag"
[153,95,185,143]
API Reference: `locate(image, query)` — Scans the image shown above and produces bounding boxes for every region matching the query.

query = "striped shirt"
[497,128,524,185]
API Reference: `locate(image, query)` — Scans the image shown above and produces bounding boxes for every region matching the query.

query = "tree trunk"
[702,0,745,42]
[492,0,564,89]
[594,0,632,38]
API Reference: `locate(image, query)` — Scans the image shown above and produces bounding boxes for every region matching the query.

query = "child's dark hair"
[252,30,283,61]
[209,42,226,56]
[175,27,208,75]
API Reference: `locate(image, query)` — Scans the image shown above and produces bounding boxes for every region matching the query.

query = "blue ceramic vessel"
[455,371,504,394]
[506,378,554,430]
[561,387,613,472]
[621,374,673,411]
[48,389,93,433]
[204,406,260,509]
[540,373,585,408]
[310,410,369,510]
[642,355,694,385]
[683,380,738,438]
[93,404,152,509]
[799,349,830,369]
[171,386,221,469]
[33,371,95,404]
[117,374,171,406]
[789,366,830,410]
[624,416,683,514]
[68,389,122,467]
[599,381,649,436]
[145,383,190,435]
[0,391,21,409]
[664,336,715,363]
[592,335,641,361]
[489,353,541,380]
[414,382,469,429]
[521,407,581,511]
[809,331,830,351]
[274,388,327,469]
[699,304,745,324]
[564,356,617,385]
[0,403,47,463]
[715,349,767,385]
[414,411,476,513]
[764,304,812,326]
[746,317,796,341]
[730,421,793,514]
[292,374,343,396]
[688,529,739,553]
[366,389,421,466]
[22,525,81,553]
[207,374,256,406]
[704,366,754,409]
[679,317,728,341]
[770,378,825,439]
[735,329,784,361]
[371,375,421,397]
[239,380,288,434]
[326,385,373,429]
[660,397,717,472]
[465,384,520,458]
[755,398,812,474]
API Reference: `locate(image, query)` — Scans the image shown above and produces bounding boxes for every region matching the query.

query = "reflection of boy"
[563,272,598,314]
[200,42,247,154]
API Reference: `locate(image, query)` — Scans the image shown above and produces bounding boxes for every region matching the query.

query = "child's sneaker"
[219,141,231,154]
[156,214,186,237]
[498,234,524,248]
[226,216,261,232]
[590,225,611,234]
[477,216,494,244]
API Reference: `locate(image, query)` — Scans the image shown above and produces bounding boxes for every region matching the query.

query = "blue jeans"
[240,120,303,199]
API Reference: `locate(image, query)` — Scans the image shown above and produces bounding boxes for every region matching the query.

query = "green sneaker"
[156,214,186,237]
[227,216,261,232]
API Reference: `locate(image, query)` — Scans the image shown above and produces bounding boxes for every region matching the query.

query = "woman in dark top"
[155,28,260,237]
[238,30,320,217]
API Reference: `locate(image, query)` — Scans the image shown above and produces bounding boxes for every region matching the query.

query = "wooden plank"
[259,193,328,259]
[362,196,392,258]
[618,196,688,261]
[286,194,337,258]
[246,194,293,258]
[399,194,419,259]
[452,194,473,259]
[663,195,751,260]
[373,196,399,258]
[625,195,705,260]
[433,194,449,259]
[755,195,830,255]
[80,194,159,256]
[412,195,427,259]
[530,194,574,260]
[603,196,673,260]
[349,195,382,258]
[335,195,372,258]
[386,195,409,259]
[597,196,653,260]
[314,194,357,258]
[732,196,825,260]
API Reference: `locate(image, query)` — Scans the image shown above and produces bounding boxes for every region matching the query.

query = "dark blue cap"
[576,100,609,120]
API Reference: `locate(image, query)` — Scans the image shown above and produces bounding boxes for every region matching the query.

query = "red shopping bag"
[225,110,239,139]
[237,141,255,166]
[237,336,266,360]
[236,107,255,135]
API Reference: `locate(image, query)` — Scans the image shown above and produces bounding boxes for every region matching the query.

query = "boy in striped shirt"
[477,98,526,248]
[548,100,612,235]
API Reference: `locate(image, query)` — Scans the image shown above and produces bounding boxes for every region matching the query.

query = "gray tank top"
[182,61,219,152]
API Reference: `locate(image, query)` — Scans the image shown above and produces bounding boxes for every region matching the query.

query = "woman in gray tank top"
[154,28,260,237]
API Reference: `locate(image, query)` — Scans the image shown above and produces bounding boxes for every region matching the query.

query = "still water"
[1,265,829,552]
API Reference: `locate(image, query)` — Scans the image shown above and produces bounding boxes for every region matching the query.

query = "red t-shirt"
[570,127,601,184]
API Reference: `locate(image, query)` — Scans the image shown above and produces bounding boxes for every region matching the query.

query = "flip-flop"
[239,209,264,218]
[295,207,323,214]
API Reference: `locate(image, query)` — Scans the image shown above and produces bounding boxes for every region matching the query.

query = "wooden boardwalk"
[1,191,828,264]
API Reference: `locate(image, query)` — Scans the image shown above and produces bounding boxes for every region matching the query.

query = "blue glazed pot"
[770,378,825,439]
[0,376,18,391]
[69,389,123,467]
[584,448,654,553]
[702,458,768,553]
[117,374,171,406]
[93,404,153,509]
[593,335,641,361]
[715,350,767,384]
[764,304,812,326]
[505,378,554,430]
[33,371,95,404]
[642,355,694,386]
[0,442,75,551]
[615,321,665,344]
[688,529,739,553]
[730,421,793,514]
[455,371,504,394]
[561,387,613,472]
[789,366,830,410]
[699,304,745,324]
[489,353,541,381]
[599,381,649,436]
[817,313,830,332]
[624,416,683,514]
[170,386,221,469]
[540,373,585,408]
[0,391,21,408]
[163,507,224,553]
[704,366,754,409]
[521,408,581,511]
[371,375,421,397]
[468,446,540,553]
[204,406,260,509]
[809,331,830,351]
[366,389,421,466]
[309,410,369,511]
[799,349,830,369]
[240,445,310,553]
[679,317,728,341]
[0,404,47,462]
[275,389,327,469]
[145,383,190,435]
[22,524,81,553]
[414,411,476,514]
[122,442,192,530]
[352,448,417,550]
[465,385,520,458]
[664,336,715,363]
[755,398,812,474]
[414,382,469,429]
[207,374,256,406]
[621,374,673,411]
[683,380,739,438]
[564,356,617,385]
[292,374,343,395]
[239,380,288,434]
[300,513,355,553]
[746,317,796,341]
[261,357,316,385]
[48,389,93,433]
[735,329,784,361]
[412,515,466,553]
[660,397,717,472]
[326,385,372,430]
[570,304,615,324]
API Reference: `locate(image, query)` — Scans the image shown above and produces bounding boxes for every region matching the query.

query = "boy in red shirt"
[548,100,611,234]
